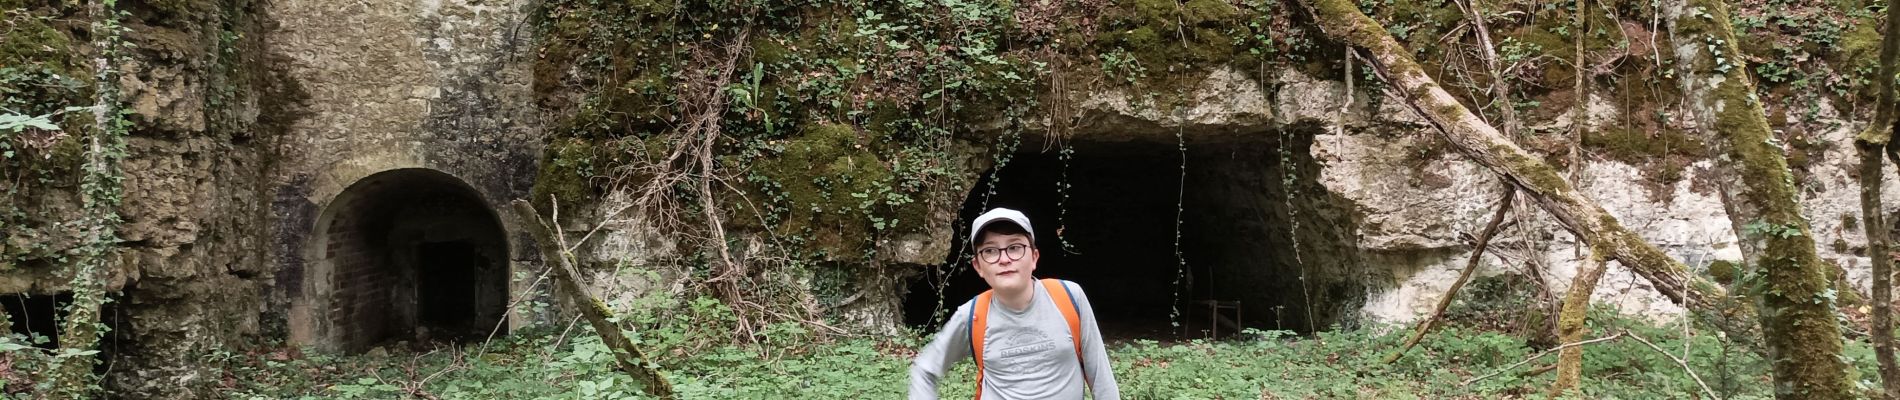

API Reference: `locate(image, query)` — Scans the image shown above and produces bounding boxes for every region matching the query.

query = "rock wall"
[567,56,1895,337]
[1,0,1889,395]
[1315,82,1900,326]
[1,0,545,396]
[0,0,286,395]
[942,63,1896,330]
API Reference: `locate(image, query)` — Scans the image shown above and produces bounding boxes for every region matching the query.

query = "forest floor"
[222,304,1877,399]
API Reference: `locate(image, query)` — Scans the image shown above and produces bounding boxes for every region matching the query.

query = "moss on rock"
[529,137,630,210]
[747,123,897,256]
[1582,125,1704,183]
[1708,259,1739,285]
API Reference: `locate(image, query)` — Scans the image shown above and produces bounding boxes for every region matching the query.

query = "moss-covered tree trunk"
[1668,0,1854,397]
[1855,0,1900,395]
[1551,254,1607,395]
[1291,0,1747,338]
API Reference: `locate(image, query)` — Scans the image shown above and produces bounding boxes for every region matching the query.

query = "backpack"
[968,278,1085,399]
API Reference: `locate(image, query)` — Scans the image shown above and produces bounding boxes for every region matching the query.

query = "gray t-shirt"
[909,280,1120,400]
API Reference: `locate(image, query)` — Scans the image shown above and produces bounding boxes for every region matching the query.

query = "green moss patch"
[746,123,896,256]
[1581,125,1704,185]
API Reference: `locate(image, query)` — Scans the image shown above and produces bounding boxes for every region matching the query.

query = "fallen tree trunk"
[1666,0,1855,396]
[1292,0,1749,338]
[512,200,677,399]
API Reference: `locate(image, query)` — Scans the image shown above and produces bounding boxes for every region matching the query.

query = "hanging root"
[681,26,761,343]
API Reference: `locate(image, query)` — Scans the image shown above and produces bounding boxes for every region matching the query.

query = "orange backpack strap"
[1040,279,1088,386]
[970,280,1089,399]
[970,290,993,400]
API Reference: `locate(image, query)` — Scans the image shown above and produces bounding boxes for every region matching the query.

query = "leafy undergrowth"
[226,309,1879,399]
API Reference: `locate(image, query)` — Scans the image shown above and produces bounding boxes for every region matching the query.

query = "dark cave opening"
[322,169,509,350]
[3,292,71,348]
[904,129,1363,340]
[2,291,119,373]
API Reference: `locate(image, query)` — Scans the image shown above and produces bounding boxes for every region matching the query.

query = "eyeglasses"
[976,244,1030,264]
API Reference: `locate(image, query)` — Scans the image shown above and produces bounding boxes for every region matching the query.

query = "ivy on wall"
[0,0,132,395]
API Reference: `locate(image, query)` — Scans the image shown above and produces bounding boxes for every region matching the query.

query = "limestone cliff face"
[557,43,1887,337]
[1280,70,1895,325]
[571,61,1893,335]
[2,0,1889,395]
[0,0,283,395]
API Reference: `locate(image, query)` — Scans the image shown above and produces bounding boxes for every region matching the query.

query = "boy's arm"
[1069,281,1121,400]
[910,302,974,400]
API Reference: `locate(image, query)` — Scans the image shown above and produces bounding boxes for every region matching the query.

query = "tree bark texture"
[1855,0,1900,395]
[512,201,677,399]
[1551,254,1607,395]
[1668,0,1854,397]
[1293,0,1747,337]
[1863,137,1898,400]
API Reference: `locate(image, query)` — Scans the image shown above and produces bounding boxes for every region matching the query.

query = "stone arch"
[289,167,512,351]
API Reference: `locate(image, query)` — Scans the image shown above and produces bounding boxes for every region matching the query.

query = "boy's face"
[972,231,1039,293]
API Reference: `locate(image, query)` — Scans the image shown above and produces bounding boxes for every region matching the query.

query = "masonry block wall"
[326,210,398,351]
[266,0,542,358]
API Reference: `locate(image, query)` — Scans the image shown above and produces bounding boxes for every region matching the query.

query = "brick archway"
[291,168,510,351]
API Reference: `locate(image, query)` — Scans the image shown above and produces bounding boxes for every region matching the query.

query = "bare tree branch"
[511,200,676,399]
[1383,185,1516,365]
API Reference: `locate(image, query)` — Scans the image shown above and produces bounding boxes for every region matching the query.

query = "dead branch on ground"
[1625,330,1719,399]
[1383,185,1517,364]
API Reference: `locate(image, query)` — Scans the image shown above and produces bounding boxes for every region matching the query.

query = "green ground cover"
[222,305,1878,399]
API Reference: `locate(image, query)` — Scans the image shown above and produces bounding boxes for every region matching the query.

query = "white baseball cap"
[968,207,1035,245]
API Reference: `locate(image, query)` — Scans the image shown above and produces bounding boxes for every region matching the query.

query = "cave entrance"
[311,168,509,351]
[3,292,71,348]
[904,128,1362,340]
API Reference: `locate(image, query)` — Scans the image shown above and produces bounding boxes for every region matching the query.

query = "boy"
[909,207,1120,399]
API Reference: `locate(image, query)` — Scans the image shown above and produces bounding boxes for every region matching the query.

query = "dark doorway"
[904,129,1363,340]
[417,241,492,342]
[321,169,510,351]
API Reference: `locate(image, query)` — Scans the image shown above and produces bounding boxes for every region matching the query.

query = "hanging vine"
[46,0,131,395]
[1169,118,1189,332]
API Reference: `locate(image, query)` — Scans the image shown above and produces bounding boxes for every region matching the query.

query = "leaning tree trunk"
[512,201,678,399]
[1291,0,1751,340]
[1854,0,1900,395]
[1667,0,1855,397]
